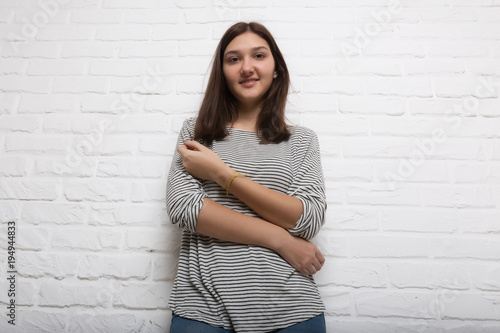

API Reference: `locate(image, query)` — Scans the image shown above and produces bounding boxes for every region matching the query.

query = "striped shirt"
[166,117,327,332]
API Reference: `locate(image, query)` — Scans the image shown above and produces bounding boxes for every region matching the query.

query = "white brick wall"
[0,0,499,332]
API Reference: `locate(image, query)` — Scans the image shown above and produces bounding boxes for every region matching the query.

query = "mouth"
[239,78,259,87]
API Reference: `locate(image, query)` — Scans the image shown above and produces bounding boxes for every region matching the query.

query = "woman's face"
[222,31,277,109]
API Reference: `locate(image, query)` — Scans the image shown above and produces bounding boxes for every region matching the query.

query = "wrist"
[213,165,234,188]
[269,227,291,253]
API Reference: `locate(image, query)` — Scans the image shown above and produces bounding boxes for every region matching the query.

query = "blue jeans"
[170,313,326,333]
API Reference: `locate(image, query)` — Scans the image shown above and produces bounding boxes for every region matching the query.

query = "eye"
[255,53,266,59]
[228,57,240,63]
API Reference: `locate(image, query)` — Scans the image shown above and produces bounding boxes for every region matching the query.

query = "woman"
[166,21,327,333]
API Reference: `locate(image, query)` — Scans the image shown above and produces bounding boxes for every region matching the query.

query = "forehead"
[224,31,271,55]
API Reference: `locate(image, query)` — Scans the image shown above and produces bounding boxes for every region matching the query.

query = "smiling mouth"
[240,79,259,84]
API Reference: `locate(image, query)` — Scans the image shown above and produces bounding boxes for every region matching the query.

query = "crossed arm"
[174,139,325,275]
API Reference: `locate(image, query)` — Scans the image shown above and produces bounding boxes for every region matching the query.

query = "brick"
[17,278,37,306]
[379,208,456,233]
[39,281,108,307]
[0,59,27,74]
[19,94,79,113]
[153,253,179,281]
[35,157,97,177]
[0,93,19,114]
[420,185,495,208]
[174,75,206,94]
[131,181,169,203]
[365,77,433,97]
[449,161,493,183]
[0,179,58,200]
[21,202,87,225]
[17,252,79,279]
[113,205,166,225]
[339,96,406,115]
[355,291,437,319]
[153,24,209,40]
[0,202,22,223]
[21,311,67,333]
[71,9,122,23]
[105,115,170,133]
[89,60,150,76]
[62,41,116,58]
[363,41,425,57]
[425,41,489,57]
[144,94,200,114]
[322,157,372,181]
[139,137,173,155]
[311,233,349,257]
[302,77,366,94]
[52,228,121,250]
[336,58,403,76]
[96,158,165,178]
[371,117,442,136]
[469,263,500,291]
[36,25,94,41]
[351,235,429,258]
[388,263,469,289]
[103,0,157,8]
[478,99,500,118]
[443,118,500,138]
[0,115,40,132]
[16,226,49,250]
[0,156,30,176]
[321,290,351,316]
[325,207,378,231]
[113,282,170,309]
[26,59,85,75]
[441,294,500,320]
[124,8,181,23]
[64,179,129,202]
[430,237,500,259]
[126,226,181,252]
[4,134,70,154]
[109,76,173,95]
[397,23,456,39]
[316,261,386,288]
[78,254,151,280]
[97,25,151,43]
[0,76,51,93]
[67,314,140,333]
[286,94,338,113]
[343,137,414,158]
[2,40,61,59]
[420,8,478,22]
[457,23,500,39]
[459,210,500,233]
[118,41,176,58]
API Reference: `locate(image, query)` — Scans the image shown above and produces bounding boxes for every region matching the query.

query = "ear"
[273,71,278,78]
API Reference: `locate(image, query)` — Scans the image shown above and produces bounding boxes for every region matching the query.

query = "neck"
[231,103,261,132]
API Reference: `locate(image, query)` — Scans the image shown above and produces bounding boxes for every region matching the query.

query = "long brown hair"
[194,22,291,145]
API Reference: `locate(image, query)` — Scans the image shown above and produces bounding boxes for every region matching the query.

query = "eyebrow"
[224,46,270,57]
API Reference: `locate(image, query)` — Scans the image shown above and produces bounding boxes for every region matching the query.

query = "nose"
[240,57,254,75]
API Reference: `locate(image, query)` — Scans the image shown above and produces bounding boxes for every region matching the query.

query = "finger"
[316,251,325,265]
[184,140,205,151]
[177,145,187,156]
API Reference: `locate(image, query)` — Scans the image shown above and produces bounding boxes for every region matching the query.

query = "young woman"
[166,21,327,333]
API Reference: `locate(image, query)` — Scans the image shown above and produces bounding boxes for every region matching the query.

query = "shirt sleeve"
[286,128,327,240]
[166,118,207,234]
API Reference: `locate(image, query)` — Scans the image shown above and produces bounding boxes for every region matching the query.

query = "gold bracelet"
[225,171,247,196]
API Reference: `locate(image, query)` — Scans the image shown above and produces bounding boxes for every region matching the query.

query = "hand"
[177,140,231,182]
[276,235,325,275]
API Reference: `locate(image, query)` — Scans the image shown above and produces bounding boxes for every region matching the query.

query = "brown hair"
[194,22,291,145]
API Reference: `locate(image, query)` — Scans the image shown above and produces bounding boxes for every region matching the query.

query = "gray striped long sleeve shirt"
[166,117,327,333]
